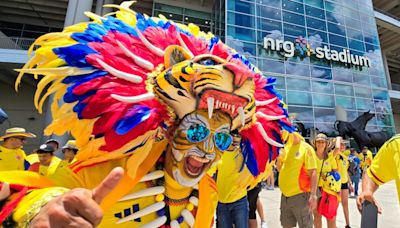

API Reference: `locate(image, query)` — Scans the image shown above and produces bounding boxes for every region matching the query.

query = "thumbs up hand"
[30,167,124,227]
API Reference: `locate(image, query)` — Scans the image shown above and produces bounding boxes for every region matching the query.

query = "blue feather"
[115,105,151,135]
[240,139,258,176]
[53,44,97,68]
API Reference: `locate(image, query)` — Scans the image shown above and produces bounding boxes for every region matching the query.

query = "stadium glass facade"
[224,0,395,138]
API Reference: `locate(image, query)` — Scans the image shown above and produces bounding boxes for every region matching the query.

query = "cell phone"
[361,200,378,228]
[335,136,342,149]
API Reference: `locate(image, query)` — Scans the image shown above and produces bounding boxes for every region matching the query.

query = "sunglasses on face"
[185,124,233,151]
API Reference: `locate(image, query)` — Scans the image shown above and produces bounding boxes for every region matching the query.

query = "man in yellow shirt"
[278,133,318,228]
[0,127,35,171]
[28,144,62,176]
[357,135,400,212]
[361,146,373,172]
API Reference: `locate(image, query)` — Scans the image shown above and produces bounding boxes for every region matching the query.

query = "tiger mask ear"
[164,45,192,68]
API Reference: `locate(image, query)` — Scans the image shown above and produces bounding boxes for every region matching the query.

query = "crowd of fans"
[0,126,398,228]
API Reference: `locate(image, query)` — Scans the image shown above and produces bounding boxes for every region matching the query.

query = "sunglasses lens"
[214,132,233,151]
[186,124,210,143]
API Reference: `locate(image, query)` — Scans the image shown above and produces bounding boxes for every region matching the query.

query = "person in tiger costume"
[0,2,295,227]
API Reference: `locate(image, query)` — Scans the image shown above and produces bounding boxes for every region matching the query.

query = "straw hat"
[0,127,36,141]
[310,133,333,149]
[62,140,78,150]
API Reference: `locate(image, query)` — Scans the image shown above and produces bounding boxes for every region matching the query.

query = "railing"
[374,7,400,22]
[392,83,400,91]
[0,37,36,50]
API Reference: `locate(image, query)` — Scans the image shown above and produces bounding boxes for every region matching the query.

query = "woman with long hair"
[311,133,338,228]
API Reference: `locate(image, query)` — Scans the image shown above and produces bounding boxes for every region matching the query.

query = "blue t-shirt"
[348,154,361,176]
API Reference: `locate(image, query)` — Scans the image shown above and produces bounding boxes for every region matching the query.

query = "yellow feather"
[37,79,65,113]
[116,11,137,26]
[34,74,61,111]
[53,103,75,119]
[84,12,105,23]
[40,59,66,69]
[188,23,200,37]
[63,22,89,33]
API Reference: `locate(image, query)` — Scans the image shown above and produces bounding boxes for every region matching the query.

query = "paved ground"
[259,181,400,228]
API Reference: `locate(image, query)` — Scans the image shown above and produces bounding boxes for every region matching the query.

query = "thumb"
[92,167,124,204]
[0,182,10,200]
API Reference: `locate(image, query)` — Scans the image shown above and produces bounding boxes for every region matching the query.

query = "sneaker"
[261,221,268,228]
[267,185,274,190]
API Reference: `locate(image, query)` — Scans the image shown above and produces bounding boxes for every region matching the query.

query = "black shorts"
[247,183,262,219]
[341,183,348,189]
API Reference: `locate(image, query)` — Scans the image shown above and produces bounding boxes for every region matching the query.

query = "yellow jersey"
[316,152,337,187]
[0,145,28,171]
[367,135,400,203]
[335,152,349,184]
[279,140,317,197]
[216,150,253,203]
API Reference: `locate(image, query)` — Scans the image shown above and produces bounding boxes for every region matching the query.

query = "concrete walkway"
[259,181,400,228]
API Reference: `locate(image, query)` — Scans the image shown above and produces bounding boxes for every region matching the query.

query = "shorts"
[280,192,313,228]
[247,183,261,219]
[341,183,348,189]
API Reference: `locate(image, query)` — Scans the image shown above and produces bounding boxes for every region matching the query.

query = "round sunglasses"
[186,124,233,151]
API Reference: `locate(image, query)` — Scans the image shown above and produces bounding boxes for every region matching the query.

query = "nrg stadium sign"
[263,37,371,68]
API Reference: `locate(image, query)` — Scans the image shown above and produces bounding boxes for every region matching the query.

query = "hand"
[356,191,382,214]
[308,194,318,212]
[0,182,10,201]
[30,167,124,227]
[349,183,354,193]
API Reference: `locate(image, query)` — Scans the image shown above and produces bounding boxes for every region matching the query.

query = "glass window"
[227,12,255,28]
[283,23,306,37]
[372,89,389,100]
[306,17,326,31]
[376,114,394,127]
[329,34,347,47]
[288,106,314,122]
[336,95,355,109]
[287,91,312,106]
[326,11,344,25]
[307,29,328,43]
[313,94,335,108]
[342,7,360,20]
[226,39,256,56]
[305,5,325,19]
[155,3,183,14]
[258,58,285,74]
[353,73,370,86]
[286,62,311,77]
[333,68,353,82]
[155,11,183,21]
[364,33,379,45]
[227,25,256,42]
[360,13,376,26]
[283,11,305,26]
[356,98,374,111]
[287,78,311,91]
[348,39,365,52]
[312,80,333,93]
[274,76,286,89]
[314,108,336,122]
[354,86,372,98]
[304,0,324,9]
[328,22,346,36]
[374,100,391,114]
[334,83,353,96]
[258,44,286,60]
[257,18,282,32]
[311,66,332,79]
[228,1,255,15]
[282,0,304,14]
[310,56,331,68]
[315,122,337,136]
[345,17,361,30]
[257,5,281,20]
[325,1,340,13]
[365,43,379,52]
[346,28,363,41]
[260,0,281,8]
[371,76,387,88]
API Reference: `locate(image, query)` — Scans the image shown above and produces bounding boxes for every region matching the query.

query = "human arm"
[308,168,318,211]
[4,167,123,227]
[356,173,381,214]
